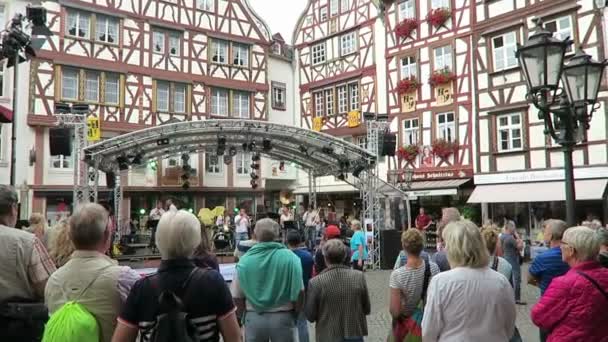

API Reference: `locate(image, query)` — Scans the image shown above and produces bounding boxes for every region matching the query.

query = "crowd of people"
[1,183,608,342]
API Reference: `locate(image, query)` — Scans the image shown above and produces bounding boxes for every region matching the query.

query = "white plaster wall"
[268,56,296,126]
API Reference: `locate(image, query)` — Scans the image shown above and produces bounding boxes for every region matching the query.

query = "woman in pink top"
[531,226,608,342]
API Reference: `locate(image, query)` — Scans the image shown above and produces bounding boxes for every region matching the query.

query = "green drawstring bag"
[42,301,100,342]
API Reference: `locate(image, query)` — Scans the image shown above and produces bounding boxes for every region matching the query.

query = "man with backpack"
[44,203,141,342]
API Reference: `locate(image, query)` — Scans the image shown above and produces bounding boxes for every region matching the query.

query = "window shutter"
[151,79,157,113]
[78,69,86,101]
[119,74,125,110]
[54,65,62,102]
[100,72,106,103]
[187,84,192,116]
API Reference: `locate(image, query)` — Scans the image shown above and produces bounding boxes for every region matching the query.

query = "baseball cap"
[325,225,341,239]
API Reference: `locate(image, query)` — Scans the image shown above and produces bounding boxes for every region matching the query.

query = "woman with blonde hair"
[47,219,75,268]
[29,213,48,246]
[422,220,516,341]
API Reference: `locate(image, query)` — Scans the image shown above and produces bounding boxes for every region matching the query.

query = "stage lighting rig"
[116,155,130,171]
[250,172,259,180]
[223,155,233,165]
[262,138,272,151]
[321,146,334,155]
[229,146,238,157]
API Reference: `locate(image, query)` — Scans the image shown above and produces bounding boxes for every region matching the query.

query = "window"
[169,32,180,56]
[153,31,165,54]
[341,0,350,12]
[105,74,119,104]
[156,82,169,112]
[340,32,356,56]
[431,0,449,9]
[546,16,574,52]
[272,82,286,110]
[174,84,186,113]
[349,83,359,111]
[492,32,517,71]
[403,118,419,145]
[236,153,250,175]
[330,0,339,16]
[233,91,250,118]
[314,91,324,116]
[197,0,214,11]
[66,10,90,38]
[211,88,229,116]
[400,56,417,79]
[356,136,367,150]
[399,0,415,19]
[62,69,79,100]
[320,7,328,21]
[437,112,455,142]
[434,45,452,71]
[337,85,348,114]
[233,43,249,67]
[325,89,334,116]
[497,113,522,151]
[312,43,326,65]
[96,15,118,43]
[211,40,229,64]
[205,153,222,174]
[51,154,72,169]
[84,71,99,102]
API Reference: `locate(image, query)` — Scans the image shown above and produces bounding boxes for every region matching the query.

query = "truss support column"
[73,121,89,207]
[114,173,122,240]
[311,172,317,210]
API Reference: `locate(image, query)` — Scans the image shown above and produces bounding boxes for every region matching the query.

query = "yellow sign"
[87,117,101,141]
[401,92,417,113]
[347,111,361,128]
[435,83,453,106]
[313,117,323,131]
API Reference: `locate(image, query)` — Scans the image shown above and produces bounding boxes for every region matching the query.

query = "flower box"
[396,77,421,94]
[431,139,459,159]
[395,18,419,40]
[429,68,456,87]
[397,145,420,162]
[426,7,451,29]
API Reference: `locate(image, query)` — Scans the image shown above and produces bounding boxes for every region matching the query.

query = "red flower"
[426,7,451,28]
[397,145,420,162]
[429,68,456,86]
[395,18,419,40]
[431,139,459,159]
[396,77,421,94]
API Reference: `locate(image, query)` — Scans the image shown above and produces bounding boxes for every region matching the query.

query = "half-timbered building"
[382,0,475,213]
[21,0,285,222]
[469,0,608,225]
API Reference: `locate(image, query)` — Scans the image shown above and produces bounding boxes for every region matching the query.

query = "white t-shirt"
[234,214,250,233]
[149,208,165,221]
[304,210,318,227]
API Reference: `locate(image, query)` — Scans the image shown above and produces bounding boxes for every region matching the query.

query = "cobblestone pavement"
[308,263,540,342]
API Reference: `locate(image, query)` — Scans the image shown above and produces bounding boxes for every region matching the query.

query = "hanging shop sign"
[401,92,417,113]
[347,110,361,128]
[313,117,323,131]
[435,83,453,106]
[87,117,101,142]
[412,168,473,180]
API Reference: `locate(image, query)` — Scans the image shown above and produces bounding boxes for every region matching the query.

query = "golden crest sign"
[435,83,453,106]
[347,111,361,128]
[401,92,416,113]
[313,117,323,131]
[86,117,101,142]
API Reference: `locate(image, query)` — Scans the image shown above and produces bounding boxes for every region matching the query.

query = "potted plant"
[426,7,451,29]
[397,77,421,94]
[431,139,459,159]
[395,18,419,40]
[429,68,456,87]
[397,145,420,162]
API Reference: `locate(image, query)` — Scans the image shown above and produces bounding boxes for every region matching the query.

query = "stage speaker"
[49,128,72,156]
[106,171,116,189]
[381,133,396,156]
[380,229,402,269]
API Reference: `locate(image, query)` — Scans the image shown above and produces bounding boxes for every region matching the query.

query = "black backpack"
[150,268,205,342]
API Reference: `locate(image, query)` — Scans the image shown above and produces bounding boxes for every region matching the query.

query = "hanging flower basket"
[398,145,420,162]
[426,7,452,28]
[429,68,456,87]
[395,18,419,40]
[397,77,421,94]
[431,139,459,159]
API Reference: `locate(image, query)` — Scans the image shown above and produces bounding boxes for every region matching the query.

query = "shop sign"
[86,117,101,142]
[413,168,472,180]
[312,117,323,131]
[407,188,458,197]
[347,110,361,128]
[435,83,453,106]
[401,92,416,112]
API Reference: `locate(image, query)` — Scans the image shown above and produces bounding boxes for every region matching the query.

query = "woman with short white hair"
[112,210,240,342]
[531,226,608,341]
[422,220,516,342]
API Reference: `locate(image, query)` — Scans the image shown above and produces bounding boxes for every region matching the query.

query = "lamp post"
[516,19,606,226]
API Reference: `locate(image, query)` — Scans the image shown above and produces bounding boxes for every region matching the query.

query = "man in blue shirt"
[287,230,313,342]
[528,219,570,342]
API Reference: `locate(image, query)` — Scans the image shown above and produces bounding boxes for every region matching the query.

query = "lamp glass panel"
[586,65,603,103]
[519,45,545,89]
[563,68,584,103]
[546,44,565,88]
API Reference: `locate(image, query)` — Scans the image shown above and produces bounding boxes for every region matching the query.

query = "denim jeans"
[511,263,522,301]
[296,311,309,342]
[304,226,316,251]
[244,311,297,342]
[235,232,249,249]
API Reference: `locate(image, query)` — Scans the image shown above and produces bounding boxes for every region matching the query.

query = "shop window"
[497,113,523,152]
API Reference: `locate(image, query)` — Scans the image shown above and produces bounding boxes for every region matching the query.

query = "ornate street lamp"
[516,19,606,225]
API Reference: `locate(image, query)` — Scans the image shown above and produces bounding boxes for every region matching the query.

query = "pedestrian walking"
[422,220,516,342]
[305,239,370,342]
[350,219,367,271]
[112,210,240,342]
[531,226,608,341]
[287,230,313,342]
[500,220,526,305]
[231,218,304,342]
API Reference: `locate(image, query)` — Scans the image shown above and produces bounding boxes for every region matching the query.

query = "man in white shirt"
[147,202,165,252]
[165,199,177,212]
[302,205,319,250]
[234,208,250,247]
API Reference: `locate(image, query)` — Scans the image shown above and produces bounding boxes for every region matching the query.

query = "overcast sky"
[249,0,308,42]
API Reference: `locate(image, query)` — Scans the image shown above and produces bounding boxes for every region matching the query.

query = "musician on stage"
[234,208,251,247]
[147,201,165,253]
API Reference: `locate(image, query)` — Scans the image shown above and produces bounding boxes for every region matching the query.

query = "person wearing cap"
[313,225,348,275]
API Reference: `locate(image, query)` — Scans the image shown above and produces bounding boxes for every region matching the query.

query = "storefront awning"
[405,179,470,198]
[467,179,608,203]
